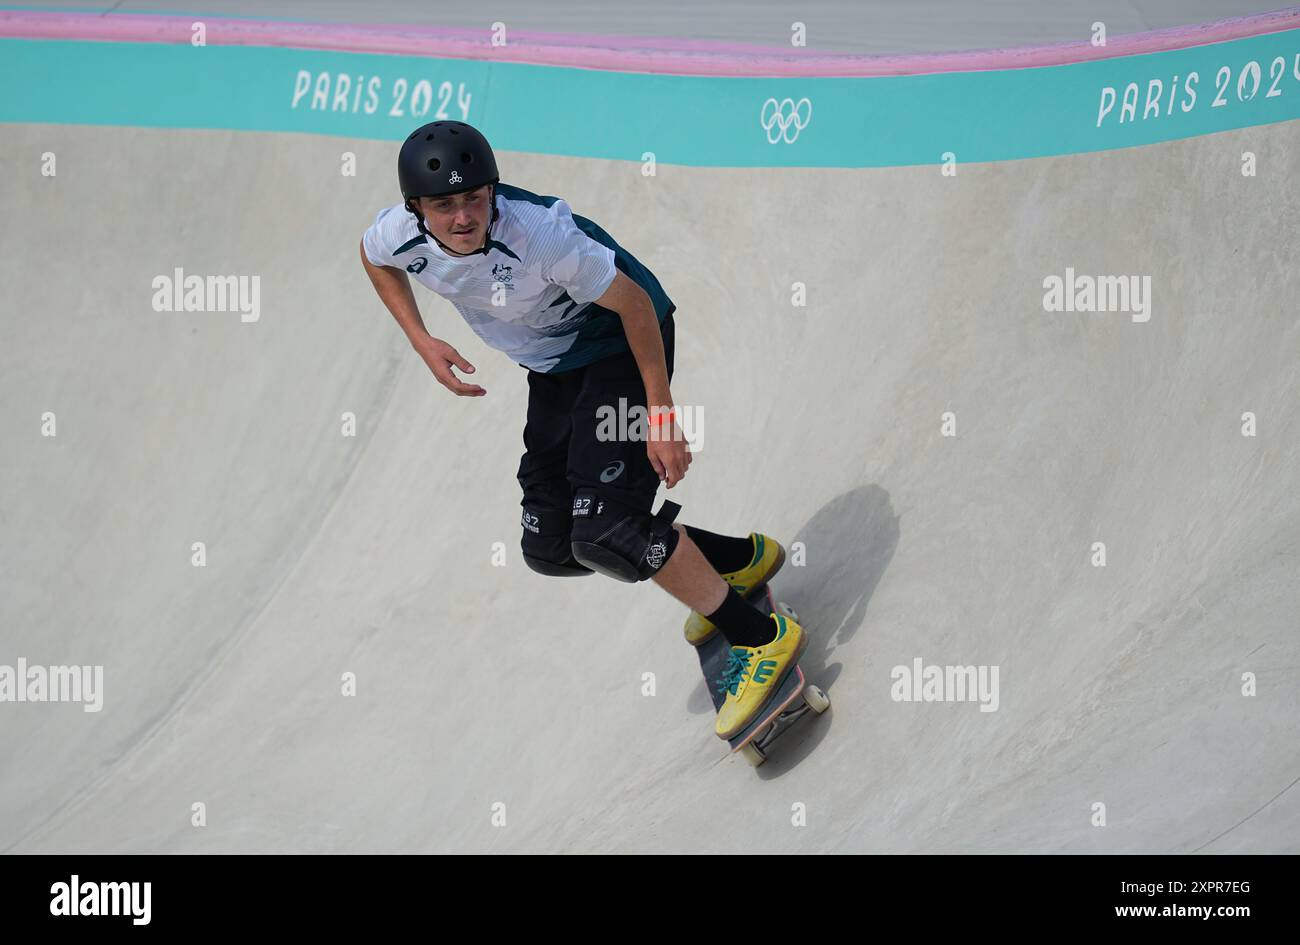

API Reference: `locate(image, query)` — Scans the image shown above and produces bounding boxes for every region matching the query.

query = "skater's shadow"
[687,484,899,730]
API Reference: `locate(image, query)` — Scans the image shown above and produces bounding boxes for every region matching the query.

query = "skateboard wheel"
[803,685,830,714]
[741,743,766,767]
[775,601,800,622]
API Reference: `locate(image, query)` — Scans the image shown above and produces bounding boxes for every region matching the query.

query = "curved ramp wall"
[1,11,1297,852]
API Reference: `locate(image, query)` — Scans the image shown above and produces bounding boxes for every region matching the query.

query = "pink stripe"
[2,8,1298,76]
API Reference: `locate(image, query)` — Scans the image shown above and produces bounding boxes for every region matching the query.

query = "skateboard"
[696,584,829,766]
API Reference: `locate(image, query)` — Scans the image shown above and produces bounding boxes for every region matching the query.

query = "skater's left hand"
[647,414,691,487]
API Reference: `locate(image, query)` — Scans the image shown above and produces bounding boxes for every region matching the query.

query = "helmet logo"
[448,171,463,185]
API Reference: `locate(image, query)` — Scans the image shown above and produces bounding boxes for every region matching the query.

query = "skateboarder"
[360,121,805,738]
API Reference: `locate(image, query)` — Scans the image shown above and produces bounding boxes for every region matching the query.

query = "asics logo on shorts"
[600,461,626,483]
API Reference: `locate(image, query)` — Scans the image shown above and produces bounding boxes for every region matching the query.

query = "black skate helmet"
[398,120,500,252]
[399,120,499,199]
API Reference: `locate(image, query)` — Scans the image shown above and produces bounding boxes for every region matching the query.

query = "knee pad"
[570,489,682,582]
[521,503,593,577]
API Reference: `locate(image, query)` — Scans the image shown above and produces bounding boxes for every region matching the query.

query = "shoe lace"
[716,649,752,697]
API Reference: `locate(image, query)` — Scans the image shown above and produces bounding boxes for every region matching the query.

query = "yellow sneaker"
[714,612,806,739]
[683,533,785,646]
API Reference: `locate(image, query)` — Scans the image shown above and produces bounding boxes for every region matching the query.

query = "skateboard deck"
[695,585,829,766]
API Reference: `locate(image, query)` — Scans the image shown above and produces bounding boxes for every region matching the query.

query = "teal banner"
[2,32,1299,165]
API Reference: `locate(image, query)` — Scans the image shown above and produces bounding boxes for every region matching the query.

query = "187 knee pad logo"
[521,511,540,533]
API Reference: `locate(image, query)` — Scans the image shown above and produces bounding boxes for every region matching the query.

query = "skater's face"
[417,186,492,254]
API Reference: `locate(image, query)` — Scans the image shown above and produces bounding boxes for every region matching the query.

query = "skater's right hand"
[413,335,486,397]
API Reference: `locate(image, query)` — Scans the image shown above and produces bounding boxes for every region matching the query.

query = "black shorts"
[517,313,676,524]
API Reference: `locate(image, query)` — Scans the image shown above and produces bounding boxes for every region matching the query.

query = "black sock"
[683,526,755,574]
[706,587,776,648]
